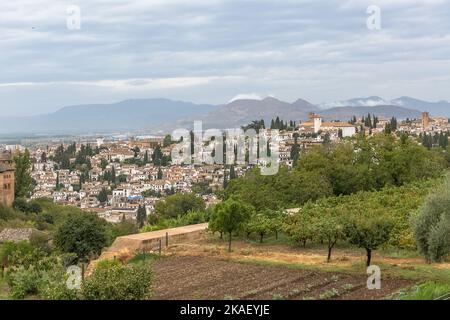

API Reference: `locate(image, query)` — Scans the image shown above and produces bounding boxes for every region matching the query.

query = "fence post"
[159,239,162,255]
[166,232,169,247]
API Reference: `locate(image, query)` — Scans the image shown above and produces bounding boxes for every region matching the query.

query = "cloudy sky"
[1,0,450,116]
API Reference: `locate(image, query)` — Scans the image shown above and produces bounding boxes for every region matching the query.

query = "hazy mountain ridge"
[0,96,447,135]
[0,99,217,134]
[319,96,450,117]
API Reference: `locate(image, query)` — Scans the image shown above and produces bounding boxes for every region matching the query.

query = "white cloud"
[0,76,242,90]
[228,93,263,103]
[1,0,450,114]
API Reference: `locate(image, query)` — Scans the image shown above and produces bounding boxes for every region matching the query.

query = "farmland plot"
[151,256,412,300]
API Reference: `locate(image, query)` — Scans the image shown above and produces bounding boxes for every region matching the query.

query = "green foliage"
[152,145,170,166]
[298,134,445,195]
[163,134,173,147]
[225,134,446,214]
[14,150,34,198]
[413,175,450,262]
[1,241,68,300]
[54,213,108,262]
[345,215,394,266]
[245,212,273,243]
[13,198,42,214]
[313,208,346,262]
[81,260,153,300]
[141,210,209,232]
[284,210,316,248]
[225,166,333,211]
[37,264,80,300]
[280,179,436,263]
[6,266,41,299]
[97,188,110,204]
[244,210,286,243]
[0,241,46,270]
[209,198,254,251]
[191,181,213,195]
[395,282,450,300]
[136,205,147,228]
[0,204,17,221]
[108,219,139,240]
[155,193,206,219]
[142,189,161,198]
[128,253,160,265]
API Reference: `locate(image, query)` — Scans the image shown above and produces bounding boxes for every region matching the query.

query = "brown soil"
[152,255,413,300]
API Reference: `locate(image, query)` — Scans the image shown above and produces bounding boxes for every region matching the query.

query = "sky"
[1,0,450,116]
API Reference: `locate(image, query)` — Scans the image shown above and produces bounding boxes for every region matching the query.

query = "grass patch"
[128,252,161,264]
[377,262,450,283]
[234,256,450,284]
[378,248,421,259]
[391,282,450,300]
[234,256,353,274]
[0,277,10,300]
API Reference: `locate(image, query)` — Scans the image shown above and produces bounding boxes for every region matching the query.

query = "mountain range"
[0,96,448,135]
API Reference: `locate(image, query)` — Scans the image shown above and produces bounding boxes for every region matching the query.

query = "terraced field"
[152,256,413,300]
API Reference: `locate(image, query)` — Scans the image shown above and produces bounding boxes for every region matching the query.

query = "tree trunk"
[228,232,232,252]
[302,239,307,247]
[275,230,278,240]
[327,240,337,263]
[260,233,264,243]
[366,248,372,267]
[220,232,223,239]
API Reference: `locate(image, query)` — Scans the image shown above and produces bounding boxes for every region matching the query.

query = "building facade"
[0,152,15,207]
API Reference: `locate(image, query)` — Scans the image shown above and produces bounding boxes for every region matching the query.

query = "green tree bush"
[209,198,254,251]
[54,213,108,262]
[413,176,450,262]
[81,260,153,300]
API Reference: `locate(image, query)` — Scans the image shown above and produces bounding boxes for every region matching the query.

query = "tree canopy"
[54,213,109,262]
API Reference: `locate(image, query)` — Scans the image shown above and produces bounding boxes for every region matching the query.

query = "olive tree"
[209,198,254,251]
[345,215,393,266]
[246,213,272,243]
[283,210,316,248]
[314,208,347,263]
[413,176,450,262]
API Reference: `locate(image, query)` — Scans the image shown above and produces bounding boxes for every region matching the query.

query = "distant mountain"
[318,96,389,108]
[189,97,319,129]
[0,99,217,134]
[319,105,422,121]
[0,95,445,135]
[391,97,450,117]
[319,96,450,117]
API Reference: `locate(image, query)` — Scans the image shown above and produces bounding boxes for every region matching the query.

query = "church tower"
[0,151,15,207]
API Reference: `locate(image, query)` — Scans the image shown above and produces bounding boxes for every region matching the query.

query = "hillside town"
[1,112,449,224]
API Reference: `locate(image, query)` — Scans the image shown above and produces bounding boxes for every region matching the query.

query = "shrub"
[81,260,153,300]
[55,213,108,262]
[6,266,41,299]
[413,176,450,262]
[38,265,81,300]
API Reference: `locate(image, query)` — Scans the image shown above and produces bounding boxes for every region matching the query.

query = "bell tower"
[0,151,15,207]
